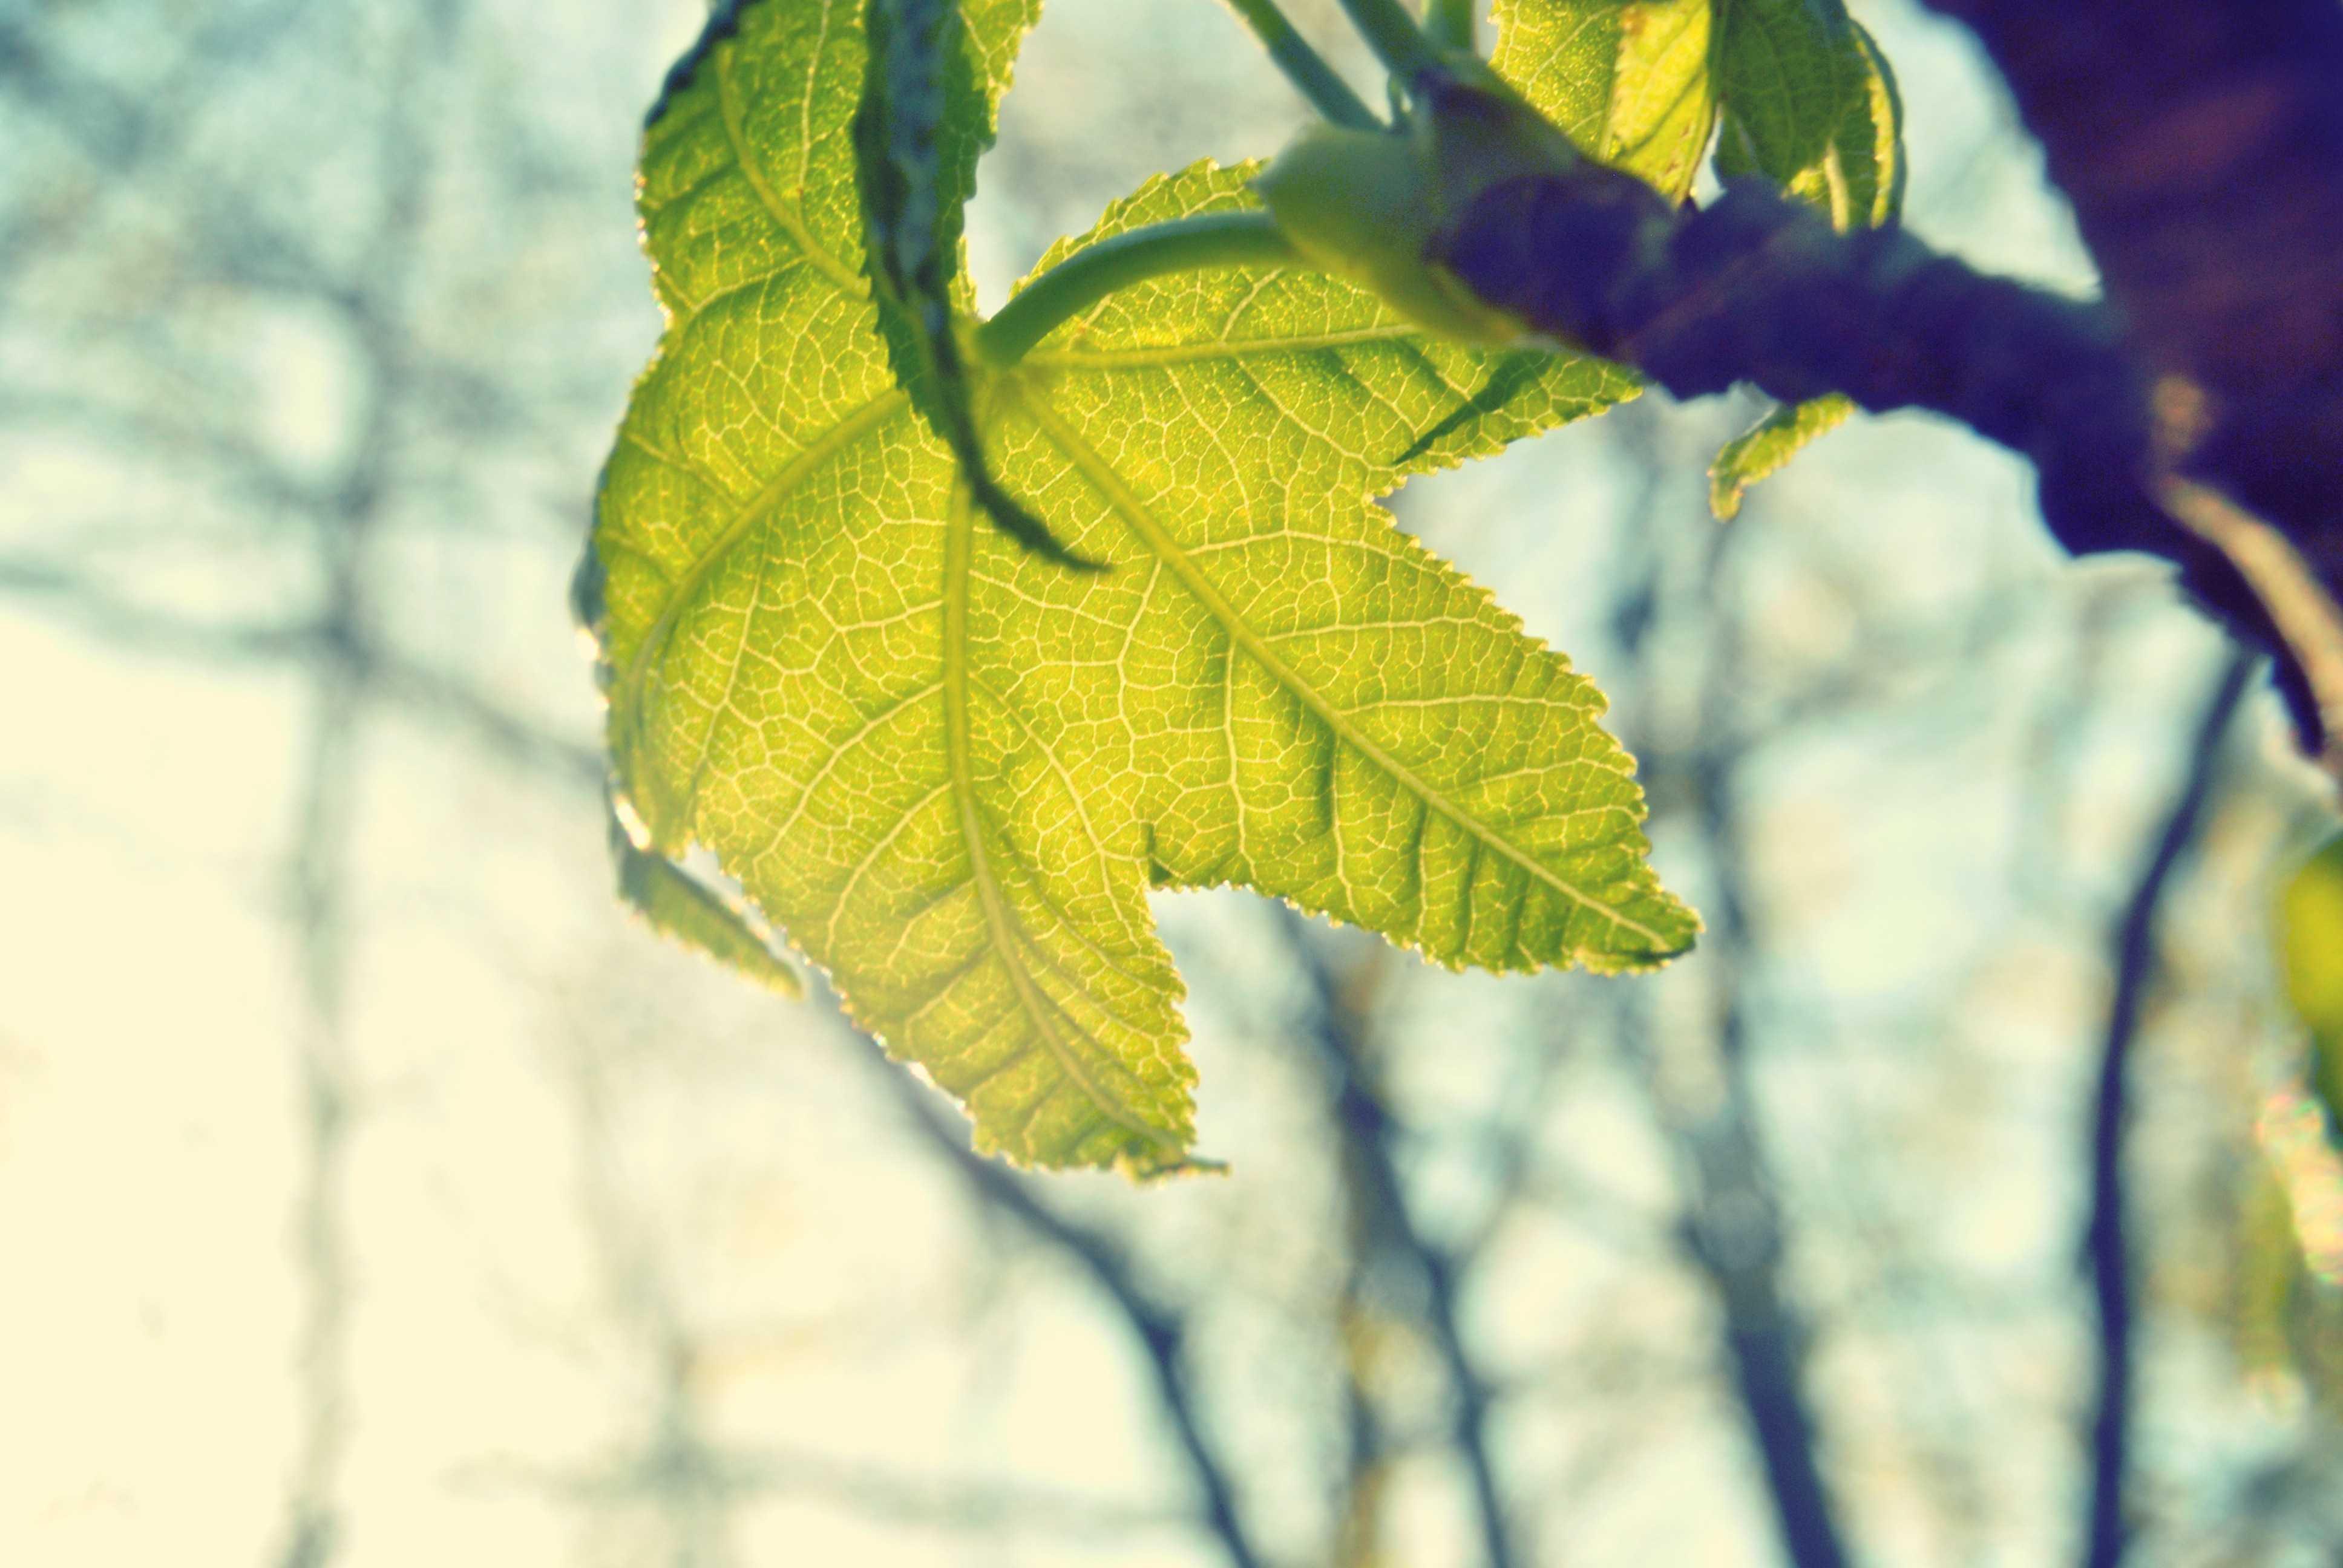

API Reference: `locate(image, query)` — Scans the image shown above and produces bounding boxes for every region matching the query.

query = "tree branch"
[1669,782,1852,1568]
[1426,75,2331,759]
[2080,649,2255,1568]
[1916,1,2343,408]
[883,1077,1266,1568]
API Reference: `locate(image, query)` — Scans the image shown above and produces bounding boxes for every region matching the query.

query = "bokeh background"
[4,1,2341,1564]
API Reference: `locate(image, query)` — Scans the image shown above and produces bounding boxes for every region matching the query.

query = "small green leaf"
[1708,394,1852,520]
[1490,0,1721,201]
[1715,15,1902,227]
[1707,15,1904,516]
[1713,0,1855,185]
[2279,833,2343,1135]
[612,811,804,999]
[854,0,1092,566]
[591,0,1694,1173]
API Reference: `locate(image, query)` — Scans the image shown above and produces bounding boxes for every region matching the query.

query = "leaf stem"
[1424,0,1475,50]
[1334,0,1446,82]
[974,211,1300,367]
[1221,0,1383,129]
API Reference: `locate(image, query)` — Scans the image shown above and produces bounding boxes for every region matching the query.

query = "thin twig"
[2080,648,2256,1568]
[1333,0,1446,80]
[1280,916,1517,1568]
[1218,0,1382,129]
[1424,0,1476,50]
[2160,476,2343,785]
[881,1073,1266,1568]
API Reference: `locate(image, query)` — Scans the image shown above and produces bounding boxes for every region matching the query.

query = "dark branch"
[1918,1,2343,407]
[1437,148,2144,550]
[1910,0,2343,750]
[1427,79,2326,756]
[2080,650,2255,1568]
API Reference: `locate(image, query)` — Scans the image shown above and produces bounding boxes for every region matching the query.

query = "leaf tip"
[610,815,807,1001]
[1708,469,1748,521]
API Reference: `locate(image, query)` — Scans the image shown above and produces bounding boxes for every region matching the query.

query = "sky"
[2,2,2339,1565]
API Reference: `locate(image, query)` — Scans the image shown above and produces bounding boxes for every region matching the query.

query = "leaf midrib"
[1020,323,1431,372]
[941,483,1182,1161]
[1007,383,1674,953]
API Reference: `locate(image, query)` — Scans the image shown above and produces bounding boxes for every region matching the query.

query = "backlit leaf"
[1713,0,1854,184]
[1490,0,1720,201]
[1709,15,1904,518]
[588,0,1696,1173]
[1708,393,1853,521]
[610,807,804,999]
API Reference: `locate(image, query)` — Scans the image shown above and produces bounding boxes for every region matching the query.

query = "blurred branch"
[363,653,601,788]
[0,552,600,787]
[268,7,456,1561]
[0,10,345,302]
[1602,457,1854,1568]
[882,1074,1266,1568]
[277,613,358,1568]
[1281,918,1517,1568]
[2080,648,2255,1568]
[0,552,317,661]
[1686,907,1849,1546]
[457,1446,1188,1539]
[1620,985,1851,1568]
[0,390,330,515]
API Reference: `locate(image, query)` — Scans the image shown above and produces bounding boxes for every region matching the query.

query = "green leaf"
[1712,0,1855,185]
[854,0,1093,567]
[1490,0,1721,201]
[1708,15,1904,517]
[1715,14,1902,227]
[1708,394,1852,520]
[611,808,804,999]
[2279,832,2343,1135]
[592,0,1695,1174]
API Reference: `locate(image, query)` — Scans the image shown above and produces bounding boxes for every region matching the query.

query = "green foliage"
[1709,396,1856,521]
[1478,0,1902,521]
[611,809,805,999]
[588,0,1697,1172]
[2245,837,2343,1410]
[2279,833,2343,1135]
[1714,0,1856,182]
[856,0,1092,566]
[1491,0,1719,201]
[1710,10,1906,518]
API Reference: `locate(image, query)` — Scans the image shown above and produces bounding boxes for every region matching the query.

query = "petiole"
[974,211,1299,367]
[1424,0,1475,51]
[1333,0,1449,84]
[1220,0,1383,130]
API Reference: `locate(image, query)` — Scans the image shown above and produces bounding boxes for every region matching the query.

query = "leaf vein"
[1015,388,1675,951]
